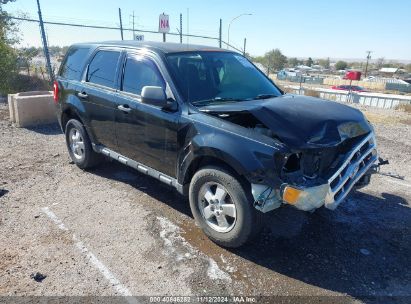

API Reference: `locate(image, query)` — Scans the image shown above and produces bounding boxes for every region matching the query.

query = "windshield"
[166,52,282,105]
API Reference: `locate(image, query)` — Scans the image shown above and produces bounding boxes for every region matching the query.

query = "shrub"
[396,103,411,113]
[0,42,18,95]
[304,89,320,98]
[12,74,50,92]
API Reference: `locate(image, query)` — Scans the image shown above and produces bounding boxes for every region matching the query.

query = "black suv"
[55,41,378,247]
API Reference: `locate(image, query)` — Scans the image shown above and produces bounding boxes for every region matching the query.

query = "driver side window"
[122,56,165,96]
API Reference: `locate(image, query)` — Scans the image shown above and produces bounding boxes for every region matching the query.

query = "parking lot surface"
[0,102,410,303]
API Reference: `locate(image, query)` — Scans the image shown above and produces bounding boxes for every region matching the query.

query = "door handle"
[117,104,131,113]
[77,91,88,99]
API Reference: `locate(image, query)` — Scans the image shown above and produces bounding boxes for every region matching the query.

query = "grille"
[325,132,377,209]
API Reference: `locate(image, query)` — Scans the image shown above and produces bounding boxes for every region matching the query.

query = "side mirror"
[141,86,167,108]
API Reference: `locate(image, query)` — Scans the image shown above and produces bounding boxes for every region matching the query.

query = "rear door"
[79,49,122,150]
[57,46,91,127]
[114,52,180,177]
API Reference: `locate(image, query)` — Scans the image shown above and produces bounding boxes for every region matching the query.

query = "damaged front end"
[278,132,376,210]
[251,132,378,212]
[201,95,379,213]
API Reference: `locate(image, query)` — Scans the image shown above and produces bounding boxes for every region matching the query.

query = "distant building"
[296,65,313,72]
[363,76,408,84]
[379,67,399,77]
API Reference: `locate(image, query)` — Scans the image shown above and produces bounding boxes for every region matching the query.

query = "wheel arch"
[61,107,83,132]
[180,152,251,196]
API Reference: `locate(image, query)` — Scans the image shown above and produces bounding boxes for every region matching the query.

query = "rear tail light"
[53,81,59,104]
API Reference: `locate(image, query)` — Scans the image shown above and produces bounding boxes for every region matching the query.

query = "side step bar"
[93,144,184,194]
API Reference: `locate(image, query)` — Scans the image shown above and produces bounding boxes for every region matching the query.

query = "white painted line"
[41,207,68,231]
[72,236,135,298]
[41,207,139,304]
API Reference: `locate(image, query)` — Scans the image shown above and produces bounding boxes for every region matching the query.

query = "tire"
[65,119,101,169]
[189,166,261,248]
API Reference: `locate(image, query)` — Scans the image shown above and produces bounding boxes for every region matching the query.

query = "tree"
[318,57,330,69]
[251,55,267,65]
[335,60,348,71]
[264,48,287,72]
[305,57,314,67]
[0,42,17,93]
[288,57,300,68]
[0,0,18,94]
[18,47,38,76]
[1,0,18,43]
[376,57,385,69]
[405,64,411,73]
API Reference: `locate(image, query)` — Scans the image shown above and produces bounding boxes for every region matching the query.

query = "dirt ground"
[0,101,410,303]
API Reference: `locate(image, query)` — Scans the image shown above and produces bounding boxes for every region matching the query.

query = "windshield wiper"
[192,97,246,106]
[254,94,278,100]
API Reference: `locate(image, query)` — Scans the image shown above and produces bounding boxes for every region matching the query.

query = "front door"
[114,53,179,178]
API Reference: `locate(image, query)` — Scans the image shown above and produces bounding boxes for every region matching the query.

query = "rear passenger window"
[122,57,165,96]
[59,47,89,81]
[87,50,120,88]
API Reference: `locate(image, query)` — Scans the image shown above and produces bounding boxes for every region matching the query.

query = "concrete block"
[7,94,17,122]
[12,91,57,128]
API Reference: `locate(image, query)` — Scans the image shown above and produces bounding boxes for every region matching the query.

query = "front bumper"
[282,132,378,211]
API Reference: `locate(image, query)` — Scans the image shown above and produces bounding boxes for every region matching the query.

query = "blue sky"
[6,0,411,60]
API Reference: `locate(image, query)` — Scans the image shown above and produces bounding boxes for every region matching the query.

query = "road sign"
[159,14,170,33]
[134,34,144,41]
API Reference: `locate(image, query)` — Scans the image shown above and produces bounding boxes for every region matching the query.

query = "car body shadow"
[91,161,192,217]
[25,123,62,135]
[89,161,410,301]
[234,191,411,301]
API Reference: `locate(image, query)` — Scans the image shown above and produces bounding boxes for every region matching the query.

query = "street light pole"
[227,13,252,49]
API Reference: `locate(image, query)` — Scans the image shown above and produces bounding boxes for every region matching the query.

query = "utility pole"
[219,19,222,48]
[131,11,135,39]
[161,11,167,42]
[36,0,53,82]
[187,8,190,44]
[243,38,246,56]
[118,8,124,40]
[364,50,372,78]
[179,13,183,43]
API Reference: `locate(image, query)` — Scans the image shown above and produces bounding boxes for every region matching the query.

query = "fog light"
[283,186,302,205]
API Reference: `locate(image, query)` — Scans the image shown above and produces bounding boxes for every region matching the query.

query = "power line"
[9,16,220,40]
[9,15,244,52]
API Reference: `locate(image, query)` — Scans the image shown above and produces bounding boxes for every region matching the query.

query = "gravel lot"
[0,101,410,303]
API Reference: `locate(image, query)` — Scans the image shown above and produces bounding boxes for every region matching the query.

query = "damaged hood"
[200,94,372,149]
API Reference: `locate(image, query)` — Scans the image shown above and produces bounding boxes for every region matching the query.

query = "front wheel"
[189,166,261,248]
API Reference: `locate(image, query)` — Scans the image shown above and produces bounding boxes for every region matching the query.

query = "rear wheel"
[65,119,101,169]
[189,166,261,248]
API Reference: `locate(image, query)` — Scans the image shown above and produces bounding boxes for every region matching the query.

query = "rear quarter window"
[86,50,121,89]
[59,47,90,81]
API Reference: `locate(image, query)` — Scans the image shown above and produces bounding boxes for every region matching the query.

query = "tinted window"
[87,50,121,88]
[59,47,89,80]
[166,52,282,104]
[122,56,165,95]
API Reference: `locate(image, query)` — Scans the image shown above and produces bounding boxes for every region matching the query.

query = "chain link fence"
[10,15,244,86]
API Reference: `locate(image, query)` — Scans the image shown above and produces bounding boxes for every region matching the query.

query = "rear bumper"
[281,132,378,211]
